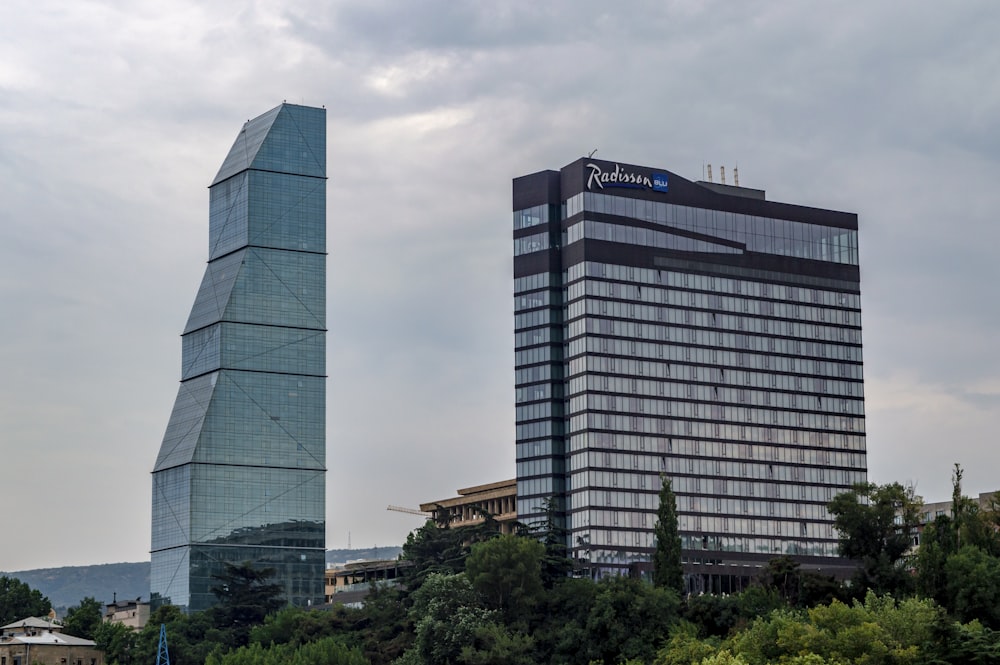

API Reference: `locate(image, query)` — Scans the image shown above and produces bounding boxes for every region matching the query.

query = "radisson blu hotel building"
[513,159,866,590]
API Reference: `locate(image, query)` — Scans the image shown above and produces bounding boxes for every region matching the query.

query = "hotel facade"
[513,158,866,589]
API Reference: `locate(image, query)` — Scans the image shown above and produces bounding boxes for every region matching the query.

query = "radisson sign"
[586,162,669,193]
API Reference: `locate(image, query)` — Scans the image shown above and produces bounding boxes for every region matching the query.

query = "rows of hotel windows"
[532,396,862,435]
[514,232,550,256]
[571,528,839,557]
[558,486,839,524]
[566,478,842,511]
[517,428,865,466]
[572,325,861,366]
[570,356,862,399]
[572,509,835,541]
[567,457,863,487]
[574,373,860,409]
[513,204,550,230]
[538,453,862,482]
[566,220,741,255]
[515,364,556,384]
[569,431,865,457]
[567,412,864,441]
[569,367,864,408]
[563,193,859,265]
[571,279,860,323]
[569,328,861,372]
[569,302,861,347]
[528,479,831,523]
[515,290,552,310]
[568,262,859,308]
[569,467,865,498]
[515,328,561,349]
[514,272,552,294]
[570,354,863,389]
[575,538,840,559]
[570,392,863,425]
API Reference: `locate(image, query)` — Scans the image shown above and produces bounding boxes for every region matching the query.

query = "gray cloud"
[1,0,998,571]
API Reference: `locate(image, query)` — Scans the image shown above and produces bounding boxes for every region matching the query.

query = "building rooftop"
[1,617,63,632]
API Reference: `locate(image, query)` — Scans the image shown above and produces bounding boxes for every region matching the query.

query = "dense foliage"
[0,575,52,625]
[652,476,684,595]
[108,468,1000,665]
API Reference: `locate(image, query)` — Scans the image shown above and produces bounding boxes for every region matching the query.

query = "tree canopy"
[827,481,921,595]
[652,476,683,595]
[63,596,104,640]
[0,576,52,625]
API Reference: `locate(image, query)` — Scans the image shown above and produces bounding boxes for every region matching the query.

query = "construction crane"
[386,504,430,517]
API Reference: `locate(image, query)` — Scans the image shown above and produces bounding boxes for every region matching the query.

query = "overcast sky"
[1,1,998,573]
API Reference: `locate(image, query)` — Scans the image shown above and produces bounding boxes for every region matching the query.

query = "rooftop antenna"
[706,164,713,183]
[734,164,739,187]
[720,166,726,185]
[588,149,598,159]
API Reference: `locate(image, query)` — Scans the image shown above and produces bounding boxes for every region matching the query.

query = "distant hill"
[1,562,149,614]
[3,547,403,613]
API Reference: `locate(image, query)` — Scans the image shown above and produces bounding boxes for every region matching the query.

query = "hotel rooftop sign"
[586,162,668,193]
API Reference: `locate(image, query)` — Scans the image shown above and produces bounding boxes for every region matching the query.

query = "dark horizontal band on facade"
[211,167,328,188]
[151,461,328,474]
[151,543,327,554]
[207,244,329,265]
[183,320,328,337]
[180,367,329,382]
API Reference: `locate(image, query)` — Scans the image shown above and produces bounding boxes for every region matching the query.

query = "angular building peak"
[212,103,326,186]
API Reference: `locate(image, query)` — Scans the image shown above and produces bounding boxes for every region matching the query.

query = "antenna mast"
[156,624,170,665]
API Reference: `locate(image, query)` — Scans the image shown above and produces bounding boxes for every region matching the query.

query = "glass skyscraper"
[513,159,866,589]
[151,103,327,611]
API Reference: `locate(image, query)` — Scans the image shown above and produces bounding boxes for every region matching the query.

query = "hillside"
[2,562,150,613]
[3,547,402,613]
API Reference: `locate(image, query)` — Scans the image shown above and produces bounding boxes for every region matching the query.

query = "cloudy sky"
[1,0,998,572]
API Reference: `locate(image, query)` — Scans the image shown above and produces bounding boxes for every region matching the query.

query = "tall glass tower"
[514,158,866,590]
[151,103,327,611]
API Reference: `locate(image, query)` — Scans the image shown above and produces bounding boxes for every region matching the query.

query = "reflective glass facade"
[514,159,866,587]
[152,104,327,611]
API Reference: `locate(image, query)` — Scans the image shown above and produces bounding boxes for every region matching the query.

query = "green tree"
[652,476,684,595]
[205,635,368,665]
[94,620,138,665]
[459,621,535,665]
[726,592,940,665]
[209,561,286,647]
[396,572,491,665]
[532,496,574,586]
[756,557,843,609]
[530,577,599,664]
[63,596,104,640]
[466,534,544,625]
[0,576,52,625]
[944,546,1000,629]
[583,576,680,664]
[133,605,224,665]
[827,482,921,596]
[948,464,1000,556]
[399,520,472,590]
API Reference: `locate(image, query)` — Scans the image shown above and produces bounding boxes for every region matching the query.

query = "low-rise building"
[103,597,149,630]
[420,479,517,533]
[324,560,409,606]
[0,617,103,665]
